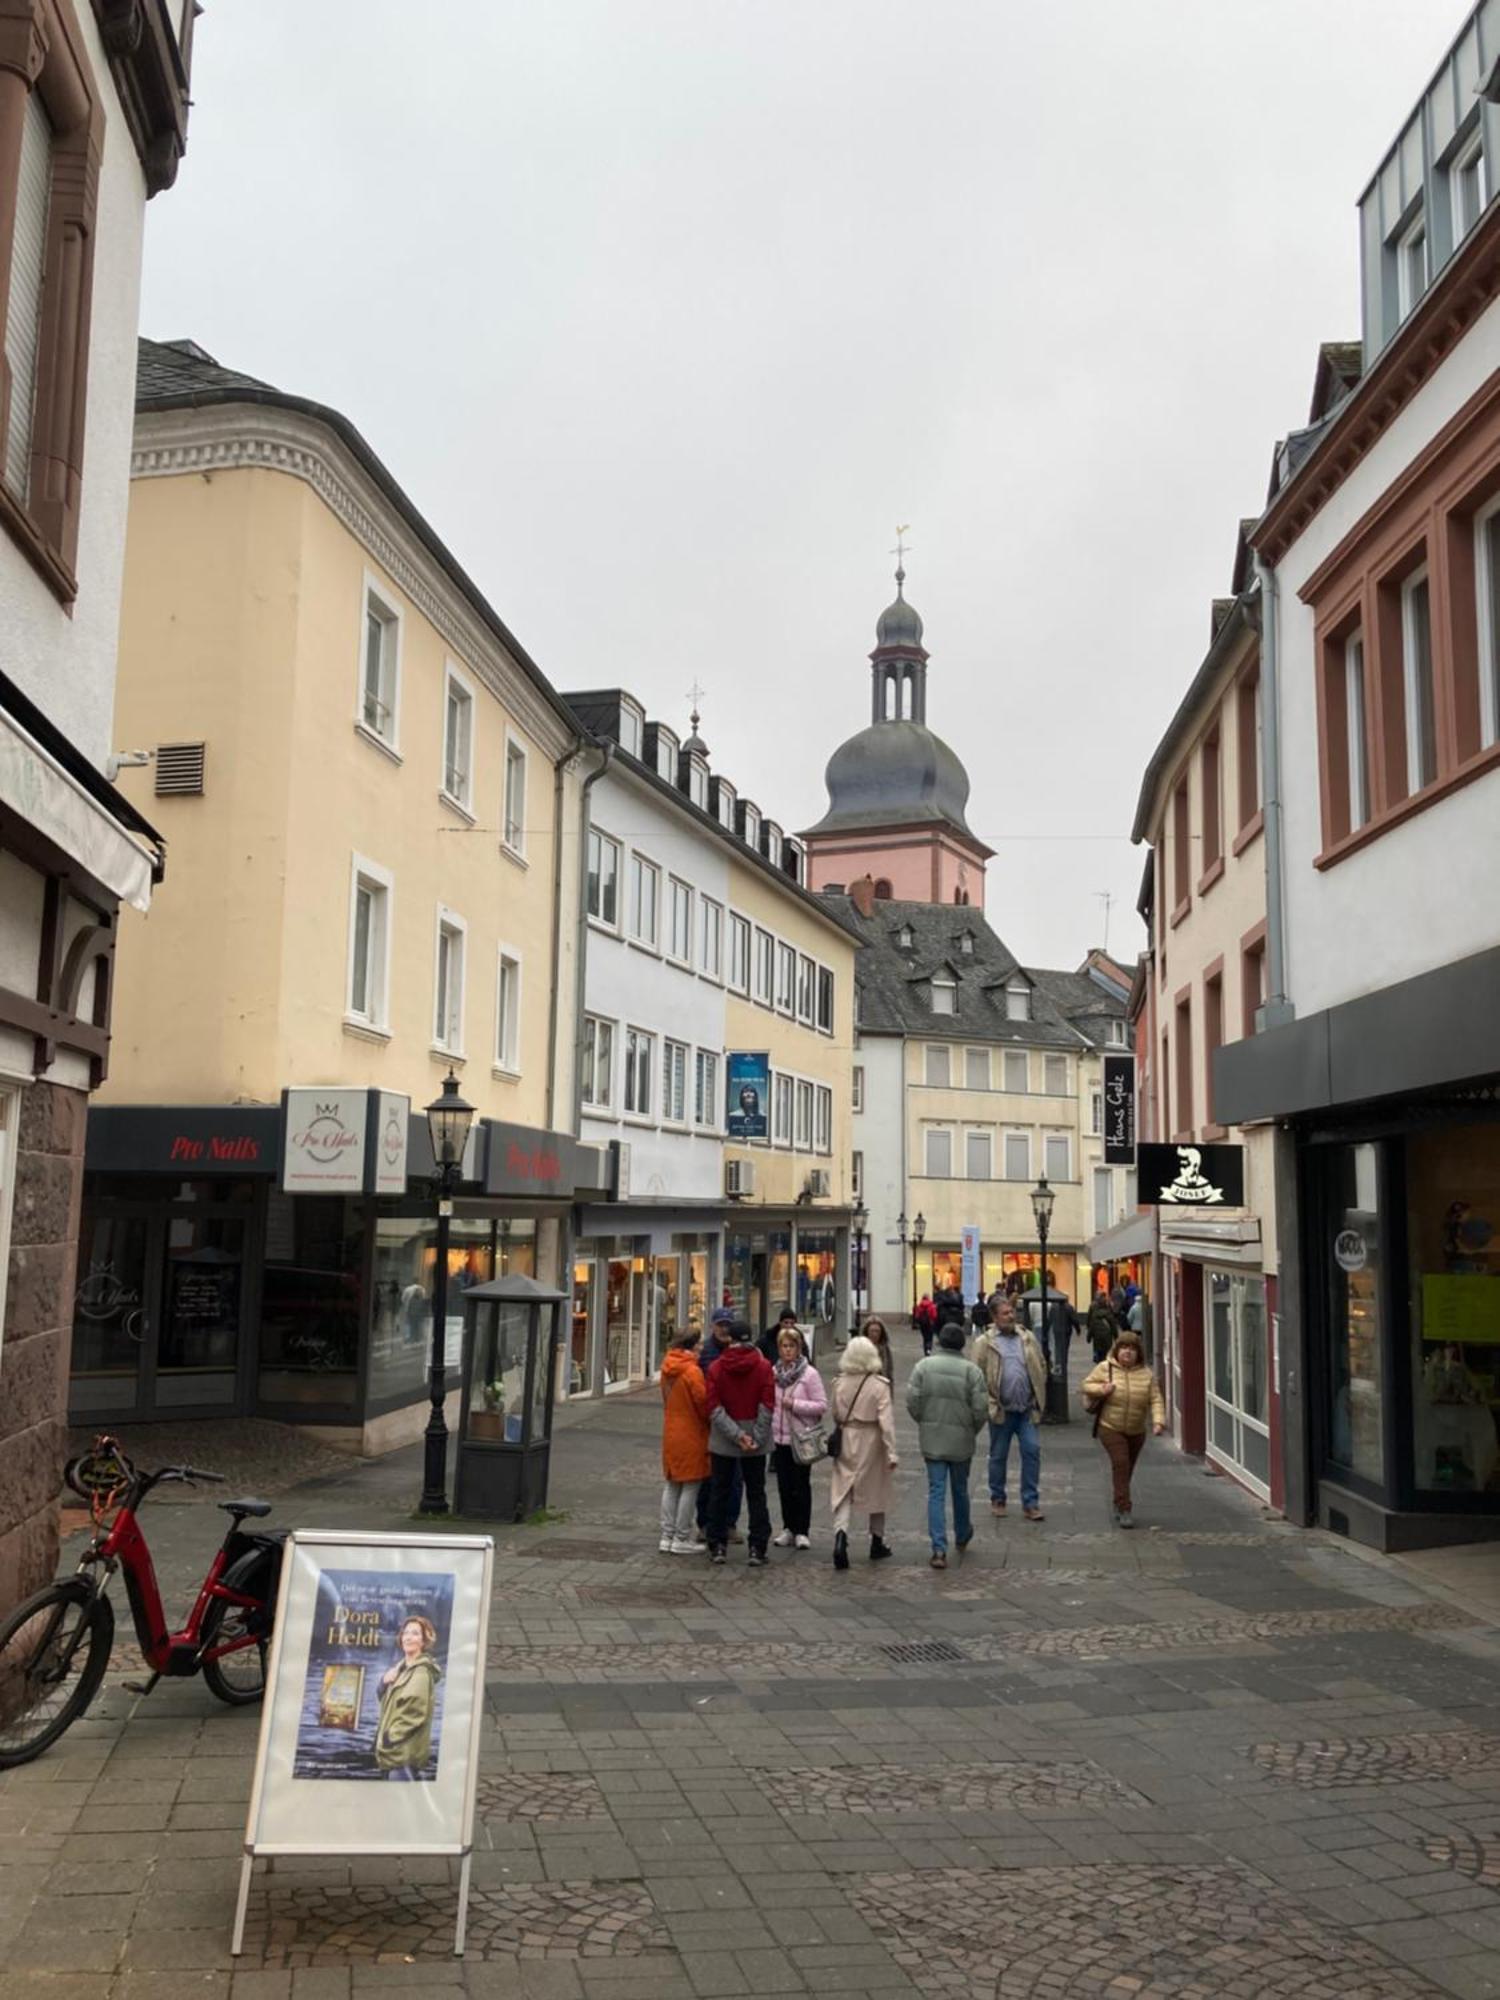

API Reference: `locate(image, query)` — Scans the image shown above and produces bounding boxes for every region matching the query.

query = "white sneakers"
[773,1530,794,1547]
[794,1534,811,1550]
[670,1536,705,1555]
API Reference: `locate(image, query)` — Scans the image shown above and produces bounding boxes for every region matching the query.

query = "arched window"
[874,878,893,900]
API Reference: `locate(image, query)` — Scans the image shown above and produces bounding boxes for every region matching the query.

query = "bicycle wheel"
[0,1581,113,1767]
[200,1552,271,1706]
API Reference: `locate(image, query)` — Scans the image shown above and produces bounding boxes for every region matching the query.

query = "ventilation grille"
[154,743,206,796]
[878,1639,968,1665]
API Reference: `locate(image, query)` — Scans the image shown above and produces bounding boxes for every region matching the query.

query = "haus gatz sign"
[1136,1143,1245,1207]
[1102,1054,1136,1165]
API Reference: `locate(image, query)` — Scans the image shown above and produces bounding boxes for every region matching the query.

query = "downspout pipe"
[1255,555,1294,1029]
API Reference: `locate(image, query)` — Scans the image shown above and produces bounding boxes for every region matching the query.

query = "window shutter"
[155,742,207,796]
[3,92,52,502]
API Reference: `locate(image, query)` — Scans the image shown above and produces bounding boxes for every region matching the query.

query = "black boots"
[833,1530,850,1571]
[870,1535,893,1562]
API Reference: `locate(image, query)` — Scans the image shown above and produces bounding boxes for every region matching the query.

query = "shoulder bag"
[824,1374,869,1463]
[1085,1361,1113,1438]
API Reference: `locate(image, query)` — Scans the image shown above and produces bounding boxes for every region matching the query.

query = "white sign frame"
[281,1089,369,1194]
[371,1090,411,1195]
[233,1529,494,1957]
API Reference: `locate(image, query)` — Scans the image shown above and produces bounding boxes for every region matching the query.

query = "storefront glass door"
[71,1212,154,1416]
[1205,1270,1270,1495]
[157,1213,245,1407]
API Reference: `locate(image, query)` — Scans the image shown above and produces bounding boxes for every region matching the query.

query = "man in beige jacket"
[973,1297,1049,1522]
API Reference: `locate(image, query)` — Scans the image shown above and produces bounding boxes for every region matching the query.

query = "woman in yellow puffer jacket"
[1080,1333,1165,1530]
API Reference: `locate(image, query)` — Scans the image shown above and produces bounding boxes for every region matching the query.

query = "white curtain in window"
[3,91,52,501]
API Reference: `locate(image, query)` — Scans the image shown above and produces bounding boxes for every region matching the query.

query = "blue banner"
[725,1052,770,1140]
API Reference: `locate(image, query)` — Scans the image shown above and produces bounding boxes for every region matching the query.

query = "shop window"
[259,1195,362,1408]
[1324,1141,1384,1484]
[1206,1270,1270,1492]
[925,1044,950,1087]
[1407,1123,1500,1496]
[604,1246,649,1389]
[924,1128,952,1178]
[795,1232,838,1325]
[370,1213,493,1405]
[586,827,620,927]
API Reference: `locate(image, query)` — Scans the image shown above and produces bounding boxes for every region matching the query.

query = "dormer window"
[742,804,761,850]
[687,760,709,809]
[897,925,914,950]
[655,731,679,783]
[1107,1019,1127,1047]
[764,823,782,867]
[1005,981,1030,1022]
[958,933,974,957]
[1396,207,1427,320]
[1452,130,1488,244]
[618,703,643,758]
[931,976,957,1017]
[716,783,736,830]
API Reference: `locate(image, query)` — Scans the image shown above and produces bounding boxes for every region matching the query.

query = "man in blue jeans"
[907,1321,989,1568]
[974,1295,1048,1522]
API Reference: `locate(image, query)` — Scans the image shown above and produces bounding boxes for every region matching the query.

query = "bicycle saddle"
[218,1497,272,1519]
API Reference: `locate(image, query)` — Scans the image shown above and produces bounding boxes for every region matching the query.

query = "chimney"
[849,874,876,919]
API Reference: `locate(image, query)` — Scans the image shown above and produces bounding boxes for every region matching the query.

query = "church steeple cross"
[890,524,912,589]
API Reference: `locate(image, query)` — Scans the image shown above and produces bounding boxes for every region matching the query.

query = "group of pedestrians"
[659,1290,1167,1569]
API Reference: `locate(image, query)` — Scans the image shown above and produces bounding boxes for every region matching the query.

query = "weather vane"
[890,524,912,580]
[686,679,706,731]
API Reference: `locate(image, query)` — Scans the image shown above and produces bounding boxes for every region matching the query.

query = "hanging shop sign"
[960,1225,981,1301]
[370,1091,411,1195]
[282,1089,370,1195]
[725,1052,770,1141]
[234,1529,494,1957]
[1102,1054,1136,1165]
[1137,1142,1244,1208]
[85,1104,281,1175]
[481,1119,577,1199]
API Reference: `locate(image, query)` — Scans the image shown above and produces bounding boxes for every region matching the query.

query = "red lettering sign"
[506,1141,560,1183]
[169,1133,259,1164]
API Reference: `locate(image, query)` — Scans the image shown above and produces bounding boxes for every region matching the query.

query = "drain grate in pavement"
[878,1639,968,1665]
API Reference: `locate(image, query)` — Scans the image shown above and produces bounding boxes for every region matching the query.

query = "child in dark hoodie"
[704,1321,775,1566]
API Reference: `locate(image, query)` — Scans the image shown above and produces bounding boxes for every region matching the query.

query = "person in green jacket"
[375,1614,443,1779]
[906,1322,989,1568]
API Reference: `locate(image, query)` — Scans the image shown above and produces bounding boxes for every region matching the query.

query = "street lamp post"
[909,1211,926,1324]
[851,1198,868,1327]
[419,1070,477,1514]
[1029,1175,1068,1424]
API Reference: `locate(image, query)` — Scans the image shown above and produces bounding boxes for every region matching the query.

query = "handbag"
[1086,1361,1113,1438]
[825,1374,869,1463]
[791,1416,832,1466]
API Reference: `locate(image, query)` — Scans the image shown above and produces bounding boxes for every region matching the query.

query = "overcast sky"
[141,1,1461,969]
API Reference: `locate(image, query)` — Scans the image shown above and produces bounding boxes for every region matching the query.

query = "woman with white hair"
[828,1334,899,1569]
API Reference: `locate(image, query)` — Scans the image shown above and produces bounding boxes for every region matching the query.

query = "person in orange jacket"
[659,1328,710,1555]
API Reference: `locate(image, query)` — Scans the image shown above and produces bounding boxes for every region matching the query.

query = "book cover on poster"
[292,1567,454,1783]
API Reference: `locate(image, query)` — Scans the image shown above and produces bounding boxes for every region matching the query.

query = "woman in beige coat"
[829,1334,899,1570]
[1080,1332,1165,1530]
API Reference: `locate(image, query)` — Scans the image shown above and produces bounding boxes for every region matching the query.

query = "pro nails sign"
[281,1088,411,1195]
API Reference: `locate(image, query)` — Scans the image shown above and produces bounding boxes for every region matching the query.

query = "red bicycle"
[0,1435,285,1767]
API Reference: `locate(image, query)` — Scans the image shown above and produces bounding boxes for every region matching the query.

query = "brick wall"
[0,1081,86,1616]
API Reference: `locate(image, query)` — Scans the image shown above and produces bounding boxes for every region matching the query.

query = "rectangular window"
[924,1128,952,1178]
[729,913,751,992]
[618,704,643,756]
[794,1079,814,1149]
[925,1044,951,1087]
[1401,568,1436,794]
[699,897,723,979]
[624,1027,655,1116]
[796,953,815,1024]
[1204,972,1223,1128]
[754,928,775,1005]
[1453,133,1488,241]
[1175,995,1193,1135]
[1002,1050,1028,1093]
[743,806,761,850]
[582,1016,614,1109]
[655,733,678,783]
[503,736,527,853]
[668,877,693,962]
[851,1150,863,1200]
[965,1130,992,1180]
[587,828,620,926]
[965,1047,989,1091]
[775,942,796,1014]
[662,1039,689,1123]
[852,1064,864,1113]
[1397,210,1428,318]
[816,966,834,1034]
[360,584,400,745]
[1201,728,1221,874]
[1043,1054,1067,1095]
[1172,776,1190,908]
[1044,1132,1070,1182]
[1476,501,1500,751]
[2,91,51,503]
[629,854,660,946]
[814,1085,833,1155]
[442,670,474,808]
[765,825,783,866]
[1346,634,1371,829]
[688,762,708,809]
[1004,1131,1030,1180]
[1005,983,1029,1022]
[773,1073,794,1145]
[1090,1090,1102,1135]
[1236,669,1261,830]
[347,857,392,1029]
[434,912,466,1052]
[694,1049,719,1127]
[1242,936,1266,1038]
[494,950,522,1072]
[1093,1166,1114,1232]
[931,978,957,1016]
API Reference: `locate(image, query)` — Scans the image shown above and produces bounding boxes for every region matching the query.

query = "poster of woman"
[292,1568,453,1782]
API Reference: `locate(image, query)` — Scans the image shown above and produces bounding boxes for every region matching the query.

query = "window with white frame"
[924,1127,952,1178]
[794,1079,814,1149]
[699,897,724,979]
[716,785,736,830]
[624,1027,655,1116]
[728,912,751,990]
[347,856,392,1029]
[495,949,521,1072]
[851,1150,863,1200]
[1043,1054,1068,1096]
[1002,1050,1028,1093]
[1476,499,1500,751]
[773,1072,793,1145]
[765,825,783,867]
[1396,208,1428,319]
[814,1085,832,1154]
[742,805,761,850]
[965,1046,989,1090]
[796,953,815,1024]
[1401,566,1436,793]
[442,667,473,808]
[1003,1131,1030,1180]
[1346,633,1371,829]
[1453,130,1488,242]
[629,853,660,945]
[775,942,796,1014]
[359,583,400,747]
[1093,1166,1114,1231]
[655,732,677,782]
[433,910,466,1052]
[587,827,620,926]
[1005,982,1029,1021]
[668,877,693,963]
[662,1038,689,1123]
[1107,1019,1128,1047]
[852,1064,864,1113]
[503,735,527,854]
[688,762,709,810]
[931,976,956,1016]
[816,966,834,1034]
[965,1129,992,1180]
[694,1049,719,1127]
[618,703,643,757]
[582,1015,614,1109]
[925,1044,951,1087]
[1043,1132,1071,1182]
[754,928,775,1005]
[1090,1090,1103,1135]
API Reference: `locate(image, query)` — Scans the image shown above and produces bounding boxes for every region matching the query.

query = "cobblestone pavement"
[4,1326,1500,1999]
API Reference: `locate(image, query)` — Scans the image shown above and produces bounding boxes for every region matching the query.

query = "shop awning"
[1087,1210,1156,1265]
[0,698,157,911]
[1157,1214,1262,1267]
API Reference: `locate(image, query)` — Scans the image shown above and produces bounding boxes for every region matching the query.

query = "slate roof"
[137,338,278,403]
[831,897,1125,1049]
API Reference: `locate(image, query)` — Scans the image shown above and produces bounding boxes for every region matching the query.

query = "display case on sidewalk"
[454,1274,567,1519]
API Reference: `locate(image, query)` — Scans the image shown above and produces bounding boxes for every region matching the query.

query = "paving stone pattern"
[6,1328,1500,2000]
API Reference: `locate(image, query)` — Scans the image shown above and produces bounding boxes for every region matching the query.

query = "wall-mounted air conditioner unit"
[806,1168,831,1199]
[726,1157,755,1198]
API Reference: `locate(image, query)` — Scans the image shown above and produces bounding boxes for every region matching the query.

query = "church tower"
[803,563,991,906]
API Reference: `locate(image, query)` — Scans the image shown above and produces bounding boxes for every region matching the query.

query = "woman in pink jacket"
[770,1327,828,1550]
